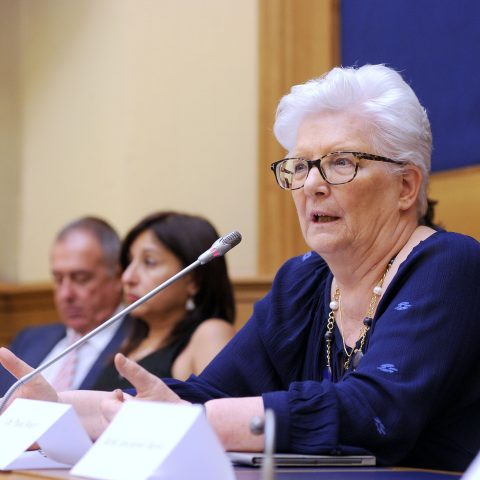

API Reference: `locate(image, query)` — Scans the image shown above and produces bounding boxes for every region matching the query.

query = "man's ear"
[398,164,423,212]
[112,264,122,279]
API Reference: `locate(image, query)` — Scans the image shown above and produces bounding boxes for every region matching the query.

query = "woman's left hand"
[115,353,188,404]
[100,353,190,422]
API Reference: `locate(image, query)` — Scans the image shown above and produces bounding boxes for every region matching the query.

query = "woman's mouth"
[125,293,141,303]
[311,213,340,223]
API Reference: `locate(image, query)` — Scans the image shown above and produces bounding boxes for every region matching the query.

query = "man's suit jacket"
[0,315,132,396]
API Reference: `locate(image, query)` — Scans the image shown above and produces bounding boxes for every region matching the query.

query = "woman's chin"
[305,231,344,255]
[128,306,147,318]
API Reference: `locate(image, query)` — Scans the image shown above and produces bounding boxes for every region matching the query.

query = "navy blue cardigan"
[164,231,479,471]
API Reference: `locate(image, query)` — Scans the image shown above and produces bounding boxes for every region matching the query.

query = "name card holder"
[0,398,92,470]
[72,401,235,480]
[462,450,480,480]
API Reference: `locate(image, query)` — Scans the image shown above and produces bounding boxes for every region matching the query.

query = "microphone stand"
[250,409,276,480]
[0,231,241,414]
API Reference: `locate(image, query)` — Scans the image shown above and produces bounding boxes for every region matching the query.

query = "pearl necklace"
[324,257,395,378]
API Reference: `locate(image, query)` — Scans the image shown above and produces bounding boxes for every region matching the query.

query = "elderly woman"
[1,65,479,471]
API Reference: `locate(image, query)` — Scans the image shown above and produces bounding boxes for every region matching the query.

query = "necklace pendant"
[352,350,364,370]
[323,365,332,381]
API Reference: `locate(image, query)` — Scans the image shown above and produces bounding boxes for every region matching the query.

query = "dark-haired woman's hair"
[419,198,442,230]
[120,211,236,355]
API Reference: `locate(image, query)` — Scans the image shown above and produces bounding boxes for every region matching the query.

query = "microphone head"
[197,231,242,264]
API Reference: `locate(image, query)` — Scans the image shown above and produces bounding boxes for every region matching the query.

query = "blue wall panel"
[341,0,480,172]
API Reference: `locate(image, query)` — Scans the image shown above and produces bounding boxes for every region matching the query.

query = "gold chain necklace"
[324,257,395,377]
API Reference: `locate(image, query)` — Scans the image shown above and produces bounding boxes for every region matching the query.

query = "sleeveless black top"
[91,335,191,391]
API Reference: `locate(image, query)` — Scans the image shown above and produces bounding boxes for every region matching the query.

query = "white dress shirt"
[40,307,125,389]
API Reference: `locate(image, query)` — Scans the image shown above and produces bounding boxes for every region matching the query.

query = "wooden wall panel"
[258,0,340,275]
[231,276,273,330]
[0,283,58,347]
[0,278,273,347]
[429,166,480,240]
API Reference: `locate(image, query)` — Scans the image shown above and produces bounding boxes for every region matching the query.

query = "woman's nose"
[121,263,137,284]
[302,164,329,195]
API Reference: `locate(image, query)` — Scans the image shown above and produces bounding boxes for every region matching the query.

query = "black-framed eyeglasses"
[270,151,406,190]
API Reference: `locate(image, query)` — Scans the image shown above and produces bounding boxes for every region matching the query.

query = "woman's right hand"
[0,347,59,410]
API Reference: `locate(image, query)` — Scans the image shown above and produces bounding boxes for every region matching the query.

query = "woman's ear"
[185,273,199,297]
[398,165,423,212]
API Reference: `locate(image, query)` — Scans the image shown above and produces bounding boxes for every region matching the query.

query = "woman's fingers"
[100,390,125,423]
[0,347,58,405]
[0,347,34,378]
[114,354,162,395]
[113,388,126,402]
[114,353,186,404]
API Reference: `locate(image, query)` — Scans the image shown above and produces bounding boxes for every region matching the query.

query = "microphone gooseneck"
[0,231,242,414]
[250,409,276,480]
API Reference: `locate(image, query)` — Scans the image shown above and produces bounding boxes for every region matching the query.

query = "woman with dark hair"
[92,211,236,388]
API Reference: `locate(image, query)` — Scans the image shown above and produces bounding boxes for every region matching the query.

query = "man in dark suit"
[0,217,131,395]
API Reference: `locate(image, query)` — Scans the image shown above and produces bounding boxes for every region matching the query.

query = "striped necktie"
[51,332,82,391]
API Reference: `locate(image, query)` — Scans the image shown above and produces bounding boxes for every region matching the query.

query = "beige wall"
[0,0,21,282]
[1,0,258,282]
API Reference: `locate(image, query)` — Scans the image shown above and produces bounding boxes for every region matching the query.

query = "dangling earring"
[185,297,196,311]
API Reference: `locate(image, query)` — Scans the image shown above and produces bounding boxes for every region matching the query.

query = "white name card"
[72,401,235,480]
[462,450,480,480]
[0,398,92,470]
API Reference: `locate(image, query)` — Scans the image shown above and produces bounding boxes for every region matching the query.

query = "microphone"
[197,231,242,264]
[250,409,276,480]
[0,231,242,414]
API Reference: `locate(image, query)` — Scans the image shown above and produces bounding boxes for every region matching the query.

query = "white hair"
[273,64,432,217]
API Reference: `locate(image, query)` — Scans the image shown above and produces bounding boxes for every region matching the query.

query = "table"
[234,467,462,479]
[0,467,463,480]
